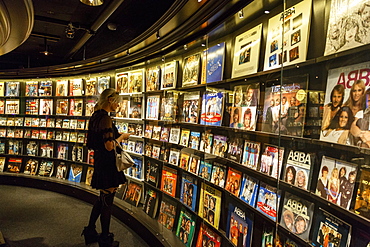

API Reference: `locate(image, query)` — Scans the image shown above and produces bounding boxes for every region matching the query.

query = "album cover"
[38,99,53,115]
[280,191,314,241]
[256,182,281,221]
[127,140,135,153]
[23,159,39,175]
[152,125,161,140]
[0,82,5,96]
[204,42,225,84]
[5,99,20,114]
[70,78,83,96]
[180,173,198,212]
[142,188,159,218]
[227,137,243,163]
[116,100,128,118]
[31,117,40,127]
[195,222,221,247]
[57,143,68,160]
[259,144,285,179]
[199,131,213,154]
[128,157,143,180]
[0,99,4,114]
[144,124,153,139]
[69,98,83,116]
[123,180,143,207]
[179,152,191,171]
[161,166,178,197]
[40,142,53,158]
[25,81,39,96]
[198,161,212,182]
[97,76,110,94]
[6,129,14,138]
[146,95,161,120]
[129,96,142,118]
[160,127,170,142]
[85,78,97,96]
[151,144,161,159]
[55,80,68,96]
[115,183,127,200]
[160,92,177,121]
[354,169,370,220]
[241,140,260,170]
[55,118,63,128]
[38,80,52,96]
[182,91,200,124]
[316,156,358,210]
[0,141,5,154]
[7,158,22,173]
[0,129,5,138]
[46,118,55,128]
[182,53,201,87]
[188,155,200,175]
[189,131,200,150]
[128,69,144,93]
[85,99,97,117]
[311,207,351,247]
[180,128,191,146]
[71,145,84,162]
[36,160,53,177]
[87,149,94,166]
[225,167,243,197]
[62,131,70,141]
[210,162,226,188]
[161,61,178,90]
[134,141,143,154]
[116,72,129,94]
[5,81,20,96]
[168,127,180,144]
[212,135,227,158]
[200,90,224,126]
[85,167,94,186]
[239,174,259,207]
[8,140,22,155]
[158,196,177,231]
[198,182,222,229]
[146,65,161,91]
[226,203,254,247]
[62,119,70,129]
[55,99,69,115]
[176,208,196,247]
[283,149,314,191]
[232,24,262,78]
[0,157,6,172]
[56,162,67,179]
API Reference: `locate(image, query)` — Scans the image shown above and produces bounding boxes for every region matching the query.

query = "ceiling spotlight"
[156,31,160,40]
[65,23,75,39]
[127,49,130,55]
[40,38,52,56]
[80,0,104,6]
[264,10,270,14]
[238,10,244,19]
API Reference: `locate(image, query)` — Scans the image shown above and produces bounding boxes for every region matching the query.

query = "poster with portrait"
[232,24,262,78]
[263,0,312,71]
[280,192,314,241]
[315,156,358,210]
[324,0,370,56]
[320,61,370,147]
[262,75,308,137]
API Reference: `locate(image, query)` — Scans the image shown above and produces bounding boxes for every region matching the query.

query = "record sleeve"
[354,169,370,219]
[176,208,196,247]
[280,191,314,241]
[168,148,180,166]
[161,166,178,197]
[55,80,68,96]
[6,81,20,96]
[144,124,153,139]
[225,167,243,197]
[160,92,178,121]
[85,78,97,96]
[56,163,67,179]
[205,42,225,83]
[179,152,191,171]
[7,158,22,173]
[55,99,69,115]
[210,162,226,188]
[199,131,213,154]
[85,167,94,186]
[180,128,191,146]
[25,81,38,96]
[189,131,200,150]
[239,174,259,207]
[195,222,221,247]
[182,53,201,87]
[226,203,254,247]
[316,156,358,210]
[212,135,227,158]
[116,72,129,94]
[70,78,83,96]
[146,95,161,120]
[128,69,143,93]
[129,96,142,118]
[160,127,170,142]
[188,155,200,175]
[145,160,160,187]
[158,196,177,231]
[39,80,53,96]
[198,161,212,181]
[180,173,198,211]
[161,61,178,90]
[68,164,83,183]
[24,159,39,175]
[227,137,243,163]
[97,76,110,94]
[200,90,224,126]
[152,125,161,140]
[198,182,222,229]
[39,99,53,115]
[241,140,260,170]
[0,157,4,172]
[0,82,4,96]
[259,144,285,179]
[146,65,161,91]
[256,182,281,221]
[181,91,200,123]
[142,188,159,218]
[123,180,143,207]
[169,127,180,144]
[5,99,20,114]
[151,144,161,159]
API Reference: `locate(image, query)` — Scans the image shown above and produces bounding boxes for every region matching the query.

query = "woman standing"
[82,88,130,247]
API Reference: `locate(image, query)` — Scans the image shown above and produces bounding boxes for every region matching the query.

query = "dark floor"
[0,185,149,247]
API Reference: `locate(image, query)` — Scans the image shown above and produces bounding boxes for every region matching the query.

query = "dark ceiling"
[0,0,176,70]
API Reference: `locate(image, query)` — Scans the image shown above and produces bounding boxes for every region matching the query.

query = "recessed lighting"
[264,10,270,14]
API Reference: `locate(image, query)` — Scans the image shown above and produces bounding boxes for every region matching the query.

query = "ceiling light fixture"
[40,38,52,56]
[80,0,104,6]
[238,10,244,19]
[156,31,161,40]
[65,23,75,39]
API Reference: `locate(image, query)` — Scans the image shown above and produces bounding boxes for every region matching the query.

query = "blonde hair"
[94,88,122,111]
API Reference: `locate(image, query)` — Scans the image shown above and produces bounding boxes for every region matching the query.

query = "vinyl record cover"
[146,95,161,120]
[39,80,53,96]
[232,24,262,78]
[227,137,243,163]
[144,124,153,139]
[116,72,129,94]
[85,78,97,96]
[198,160,212,182]
[158,196,177,231]
[129,96,142,118]
[0,82,5,96]
[151,144,161,159]
[97,76,110,94]
[182,53,201,87]
[146,65,161,91]
[6,81,20,96]
[55,99,69,115]
[161,166,178,197]
[189,131,200,150]
[180,173,198,212]
[210,162,226,188]
[179,152,191,171]
[226,203,254,247]
[55,80,68,96]
[0,157,4,172]
[128,69,143,93]
[7,158,22,173]
[39,99,53,115]
[212,135,227,158]
[182,91,200,123]
[68,164,83,183]
[69,98,83,116]
[239,174,259,207]
[25,81,39,96]
[316,156,358,210]
[280,191,314,241]
[180,129,191,146]
[40,142,54,158]
[225,167,243,197]
[256,182,281,221]
[205,42,225,83]
[123,180,143,207]
[142,188,159,218]
[56,163,67,179]
[85,167,94,186]
[152,125,161,140]
[198,182,222,229]
[259,144,285,179]
[241,140,260,170]
[24,159,39,175]
[161,61,178,90]
[160,92,177,121]
[176,208,196,247]
[25,99,39,115]
[146,160,160,187]
[199,131,213,154]
[195,223,222,247]
[169,127,181,144]
[160,127,170,142]
[188,155,200,175]
[200,90,224,126]
[5,99,20,114]
[354,169,370,219]
[70,78,83,96]
[168,148,180,166]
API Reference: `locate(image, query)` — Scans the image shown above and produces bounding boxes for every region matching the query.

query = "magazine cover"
[70,78,83,96]
[198,182,222,229]
[196,222,221,247]
[180,129,191,146]
[85,78,97,96]
[239,174,259,207]
[39,80,53,96]
[210,162,226,188]
[161,61,178,90]
[180,173,198,211]
[227,137,243,163]
[179,152,191,171]
[200,131,213,154]
[158,196,177,231]
[259,144,285,179]
[24,159,39,175]
[232,24,262,78]
[39,99,53,115]
[189,131,200,150]
[324,0,370,55]
[169,127,180,144]
[6,81,20,96]
[256,182,281,221]
[142,188,159,218]
[68,164,83,183]
[56,163,67,179]
[280,191,314,241]
[316,156,358,210]
[55,99,69,115]
[129,96,142,118]
[354,169,370,219]
[182,53,201,87]
[97,76,110,94]
[263,0,312,71]
[241,140,260,170]
[25,81,38,96]
[160,92,177,121]
[200,90,224,126]
[205,42,225,83]
[25,99,39,115]
[5,99,20,114]
[262,77,308,136]
[55,80,68,96]
[146,95,160,120]
[145,160,160,187]
[146,65,161,91]
[198,161,212,181]
[283,150,313,190]
[226,203,254,247]
[182,91,200,123]
[311,207,352,247]
[7,158,22,173]
[212,135,228,158]
[123,180,143,207]
[161,166,178,197]
[116,72,129,94]
[176,208,196,247]
[188,155,200,175]
[128,69,143,93]
[225,167,243,197]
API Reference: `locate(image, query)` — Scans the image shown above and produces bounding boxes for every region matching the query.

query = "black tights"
[88,190,115,237]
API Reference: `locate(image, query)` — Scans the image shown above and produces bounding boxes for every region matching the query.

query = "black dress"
[87,109,126,189]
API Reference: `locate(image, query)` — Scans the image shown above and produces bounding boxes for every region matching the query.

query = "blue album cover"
[256,182,281,221]
[239,174,259,207]
[68,164,82,183]
[189,131,201,150]
[198,161,212,181]
[180,174,198,212]
[200,91,224,126]
[226,203,254,247]
[206,42,225,83]
[129,157,143,180]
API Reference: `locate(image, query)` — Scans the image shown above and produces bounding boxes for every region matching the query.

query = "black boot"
[81,226,98,245]
[98,233,119,247]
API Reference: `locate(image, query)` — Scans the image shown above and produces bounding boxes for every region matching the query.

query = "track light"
[238,10,244,19]
[156,31,160,40]
[80,0,104,6]
[65,23,75,39]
